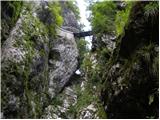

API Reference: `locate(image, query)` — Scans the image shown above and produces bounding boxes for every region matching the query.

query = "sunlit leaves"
[49,2,63,26]
[115,1,133,36]
[90,1,116,34]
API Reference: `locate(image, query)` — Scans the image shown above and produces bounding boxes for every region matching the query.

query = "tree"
[90,1,116,35]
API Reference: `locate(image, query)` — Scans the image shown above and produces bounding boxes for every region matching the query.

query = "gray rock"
[101,34,116,51]
[1,1,79,118]
[60,1,80,32]
[48,35,78,98]
[41,105,60,119]
[79,103,98,119]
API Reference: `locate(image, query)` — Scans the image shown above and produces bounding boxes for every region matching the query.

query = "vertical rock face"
[60,1,80,32]
[101,1,159,118]
[47,1,79,99]
[1,1,23,45]
[1,1,79,118]
[48,34,78,98]
[92,34,116,52]
[2,2,49,118]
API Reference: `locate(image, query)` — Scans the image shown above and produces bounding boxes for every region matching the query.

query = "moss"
[115,1,133,36]
[51,96,63,106]
[71,52,106,118]
[77,38,89,68]
[40,49,46,56]
[66,105,77,118]
[144,1,159,23]
[97,103,107,118]
[48,2,63,26]
[10,3,49,118]
[75,89,95,112]
[1,1,23,44]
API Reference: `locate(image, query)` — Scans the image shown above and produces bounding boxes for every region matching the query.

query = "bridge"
[56,26,93,40]
[73,31,93,38]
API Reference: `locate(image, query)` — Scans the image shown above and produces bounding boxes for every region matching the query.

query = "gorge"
[1,0,159,119]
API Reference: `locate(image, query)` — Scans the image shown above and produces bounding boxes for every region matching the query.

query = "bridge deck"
[56,26,93,39]
[73,31,93,38]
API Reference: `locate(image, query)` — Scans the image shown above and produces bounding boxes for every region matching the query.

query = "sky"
[76,0,92,49]
[76,0,91,31]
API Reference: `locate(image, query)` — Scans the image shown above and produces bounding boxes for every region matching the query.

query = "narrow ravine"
[1,0,159,119]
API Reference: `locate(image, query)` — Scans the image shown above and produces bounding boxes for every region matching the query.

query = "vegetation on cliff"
[88,1,159,118]
[1,0,159,119]
[1,1,23,44]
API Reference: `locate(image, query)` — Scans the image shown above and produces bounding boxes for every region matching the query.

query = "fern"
[144,2,159,24]
[152,56,159,77]
[141,43,154,64]
[115,1,133,36]
[138,43,158,78]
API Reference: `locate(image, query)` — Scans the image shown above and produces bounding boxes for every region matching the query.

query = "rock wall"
[100,1,159,118]
[60,1,80,32]
[1,1,79,118]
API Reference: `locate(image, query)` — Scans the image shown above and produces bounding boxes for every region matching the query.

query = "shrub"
[144,2,159,20]
[115,1,133,36]
[90,1,116,34]
[48,2,63,26]
[77,38,89,67]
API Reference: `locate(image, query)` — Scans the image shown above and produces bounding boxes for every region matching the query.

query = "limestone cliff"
[1,1,79,118]
[1,1,158,119]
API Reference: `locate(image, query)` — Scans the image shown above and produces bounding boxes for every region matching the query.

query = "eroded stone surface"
[1,1,79,118]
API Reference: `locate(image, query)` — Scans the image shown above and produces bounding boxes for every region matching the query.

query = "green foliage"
[90,1,135,36]
[88,1,158,118]
[75,88,96,112]
[144,1,159,29]
[149,94,154,105]
[1,1,23,44]
[97,103,107,118]
[12,7,49,118]
[77,39,89,67]
[137,43,155,68]
[77,52,106,115]
[142,43,158,78]
[51,96,63,106]
[141,43,154,63]
[9,1,23,22]
[49,2,63,26]
[66,105,77,118]
[152,55,158,77]
[81,54,92,74]
[144,2,159,20]
[47,2,64,38]
[90,1,116,34]
[115,2,133,36]
[99,47,111,64]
